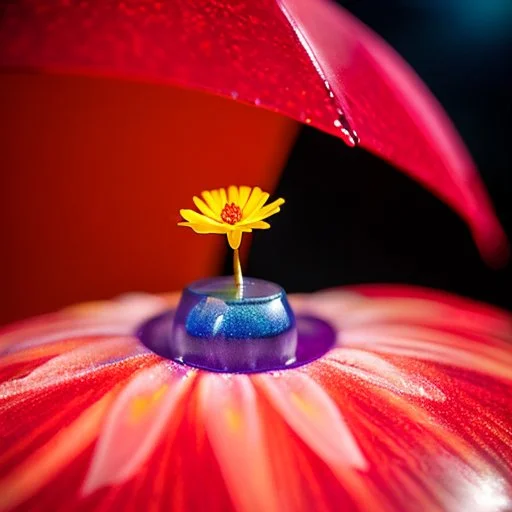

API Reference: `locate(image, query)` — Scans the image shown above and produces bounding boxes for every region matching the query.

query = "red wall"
[0,73,297,325]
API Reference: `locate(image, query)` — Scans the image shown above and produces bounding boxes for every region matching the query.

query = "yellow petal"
[238,186,252,210]
[178,222,229,234]
[180,209,223,226]
[228,186,239,205]
[244,198,284,222]
[242,221,271,230]
[248,208,280,223]
[211,189,222,209]
[224,225,253,233]
[260,198,285,216]
[227,230,243,250]
[219,188,228,207]
[202,190,222,215]
[242,187,266,218]
[244,193,270,221]
[193,196,220,220]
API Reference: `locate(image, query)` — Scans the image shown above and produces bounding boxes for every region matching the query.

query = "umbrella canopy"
[0,0,508,264]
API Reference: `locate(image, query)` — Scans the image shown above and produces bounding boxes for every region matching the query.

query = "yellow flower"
[178,186,285,250]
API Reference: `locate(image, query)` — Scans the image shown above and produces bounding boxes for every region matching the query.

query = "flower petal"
[255,372,368,472]
[82,362,194,494]
[178,222,229,234]
[344,329,512,381]
[227,185,239,205]
[210,189,223,210]
[199,374,280,512]
[193,196,220,220]
[241,221,271,230]
[244,191,270,220]
[218,187,228,207]
[0,388,116,511]
[210,188,228,208]
[241,187,263,217]
[245,198,285,222]
[238,186,252,210]
[179,209,223,226]
[201,190,222,215]
[325,348,446,401]
[246,208,281,224]
[0,338,145,400]
[227,230,243,250]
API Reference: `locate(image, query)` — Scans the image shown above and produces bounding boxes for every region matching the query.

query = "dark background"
[236,0,512,309]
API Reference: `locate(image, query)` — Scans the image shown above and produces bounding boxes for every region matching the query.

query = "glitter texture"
[186,296,292,339]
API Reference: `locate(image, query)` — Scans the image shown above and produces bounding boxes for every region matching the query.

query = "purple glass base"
[137,311,336,373]
[136,277,336,373]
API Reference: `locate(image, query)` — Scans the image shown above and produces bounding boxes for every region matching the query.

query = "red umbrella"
[0,0,508,264]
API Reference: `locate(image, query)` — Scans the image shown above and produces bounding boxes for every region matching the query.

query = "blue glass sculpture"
[138,276,335,373]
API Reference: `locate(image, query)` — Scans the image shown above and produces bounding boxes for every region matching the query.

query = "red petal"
[1,290,511,510]
[0,0,507,262]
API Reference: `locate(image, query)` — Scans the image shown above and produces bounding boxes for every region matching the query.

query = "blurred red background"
[0,73,298,325]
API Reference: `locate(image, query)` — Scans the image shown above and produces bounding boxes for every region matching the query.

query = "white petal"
[82,362,194,494]
[325,348,446,401]
[199,374,280,512]
[255,372,368,471]
[0,338,146,400]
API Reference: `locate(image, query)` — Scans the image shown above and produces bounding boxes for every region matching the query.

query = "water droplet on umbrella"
[323,80,359,147]
[334,112,359,147]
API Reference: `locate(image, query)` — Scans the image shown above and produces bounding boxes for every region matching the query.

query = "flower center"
[221,203,242,225]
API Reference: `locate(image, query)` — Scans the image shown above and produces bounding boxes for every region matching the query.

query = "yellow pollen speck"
[225,407,242,432]
[290,392,316,416]
[130,384,168,422]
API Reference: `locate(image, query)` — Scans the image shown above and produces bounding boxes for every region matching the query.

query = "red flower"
[0,288,511,511]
